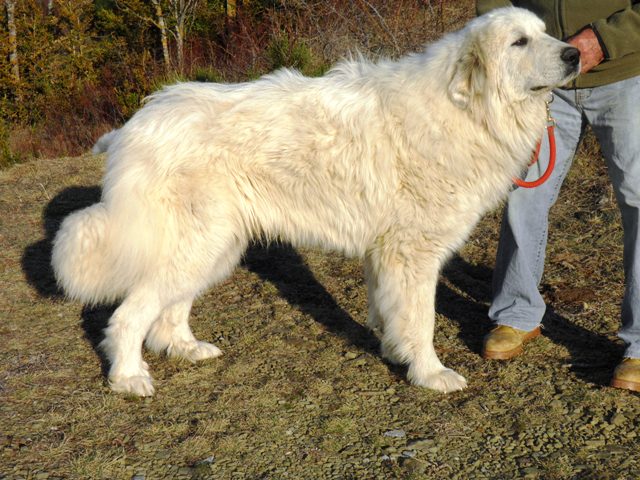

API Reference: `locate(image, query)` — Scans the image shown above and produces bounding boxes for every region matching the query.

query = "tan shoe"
[611,358,640,392]
[482,325,541,360]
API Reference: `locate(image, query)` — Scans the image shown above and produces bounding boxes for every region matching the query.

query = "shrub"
[0,0,475,168]
[0,121,23,169]
[193,66,224,83]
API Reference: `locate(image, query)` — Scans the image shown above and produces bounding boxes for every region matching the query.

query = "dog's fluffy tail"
[52,203,129,304]
[92,129,119,154]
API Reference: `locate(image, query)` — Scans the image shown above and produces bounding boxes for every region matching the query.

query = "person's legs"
[585,75,640,361]
[488,90,586,331]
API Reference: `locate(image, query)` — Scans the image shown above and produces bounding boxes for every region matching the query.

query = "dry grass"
[1,127,640,479]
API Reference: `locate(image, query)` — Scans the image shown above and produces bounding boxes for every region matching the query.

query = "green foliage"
[116,90,144,116]
[267,34,315,74]
[0,0,453,167]
[193,66,224,83]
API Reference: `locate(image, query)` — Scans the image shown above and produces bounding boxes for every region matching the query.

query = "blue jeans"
[489,75,640,359]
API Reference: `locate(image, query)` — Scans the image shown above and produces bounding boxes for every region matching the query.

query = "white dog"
[52,7,579,396]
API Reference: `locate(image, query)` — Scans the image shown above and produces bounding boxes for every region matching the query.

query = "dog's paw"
[109,374,155,397]
[408,367,467,393]
[168,340,223,363]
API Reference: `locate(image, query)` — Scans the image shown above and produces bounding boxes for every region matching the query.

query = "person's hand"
[567,27,605,74]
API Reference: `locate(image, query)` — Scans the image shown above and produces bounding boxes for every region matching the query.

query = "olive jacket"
[477,0,640,88]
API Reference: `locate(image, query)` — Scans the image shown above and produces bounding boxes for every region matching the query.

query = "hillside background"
[1,0,473,168]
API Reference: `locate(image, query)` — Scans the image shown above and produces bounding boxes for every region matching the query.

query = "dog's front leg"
[369,243,467,393]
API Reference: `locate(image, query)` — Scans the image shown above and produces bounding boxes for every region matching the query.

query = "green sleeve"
[591,1,640,59]
[476,0,514,16]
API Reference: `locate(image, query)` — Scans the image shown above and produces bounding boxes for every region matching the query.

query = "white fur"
[52,8,579,396]
[92,129,119,155]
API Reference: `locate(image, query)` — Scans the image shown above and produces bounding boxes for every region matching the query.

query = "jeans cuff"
[495,319,542,332]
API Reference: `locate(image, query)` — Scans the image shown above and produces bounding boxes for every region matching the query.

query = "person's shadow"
[440,255,623,387]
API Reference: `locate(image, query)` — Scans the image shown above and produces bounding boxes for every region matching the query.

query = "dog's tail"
[52,203,130,304]
[92,129,119,155]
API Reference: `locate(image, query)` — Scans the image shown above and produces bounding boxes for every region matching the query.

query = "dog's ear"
[448,40,486,110]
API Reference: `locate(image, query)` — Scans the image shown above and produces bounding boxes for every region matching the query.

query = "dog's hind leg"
[100,288,163,396]
[364,254,385,335]
[368,239,467,393]
[145,227,247,363]
[145,298,223,362]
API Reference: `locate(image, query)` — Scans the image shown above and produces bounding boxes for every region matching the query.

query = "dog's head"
[448,7,580,109]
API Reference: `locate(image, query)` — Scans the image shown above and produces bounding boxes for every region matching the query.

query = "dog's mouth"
[531,64,580,92]
[565,63,581,77]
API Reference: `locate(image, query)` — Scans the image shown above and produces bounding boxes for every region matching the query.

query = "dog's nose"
[561,46,580,66]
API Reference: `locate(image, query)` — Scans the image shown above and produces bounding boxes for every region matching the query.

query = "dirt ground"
[1,135,640,479]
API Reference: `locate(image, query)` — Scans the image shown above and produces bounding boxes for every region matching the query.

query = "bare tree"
[224,0,235,17]
[224,0,245,17]
[151,0,171,71]
[353,0,400,54]
[115,0,173,71]
[116,0,199,73]
[168,0,200,73]
[5,0,20,87]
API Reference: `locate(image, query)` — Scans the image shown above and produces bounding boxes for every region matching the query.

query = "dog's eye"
[512,37,529,47]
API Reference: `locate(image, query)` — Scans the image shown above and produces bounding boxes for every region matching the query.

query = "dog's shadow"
[440,256,622,387]
[242,244,382,357]
[21,186,115,375]
[22,186,102,298]
[23,187,620,387]
[22,186,384,378]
